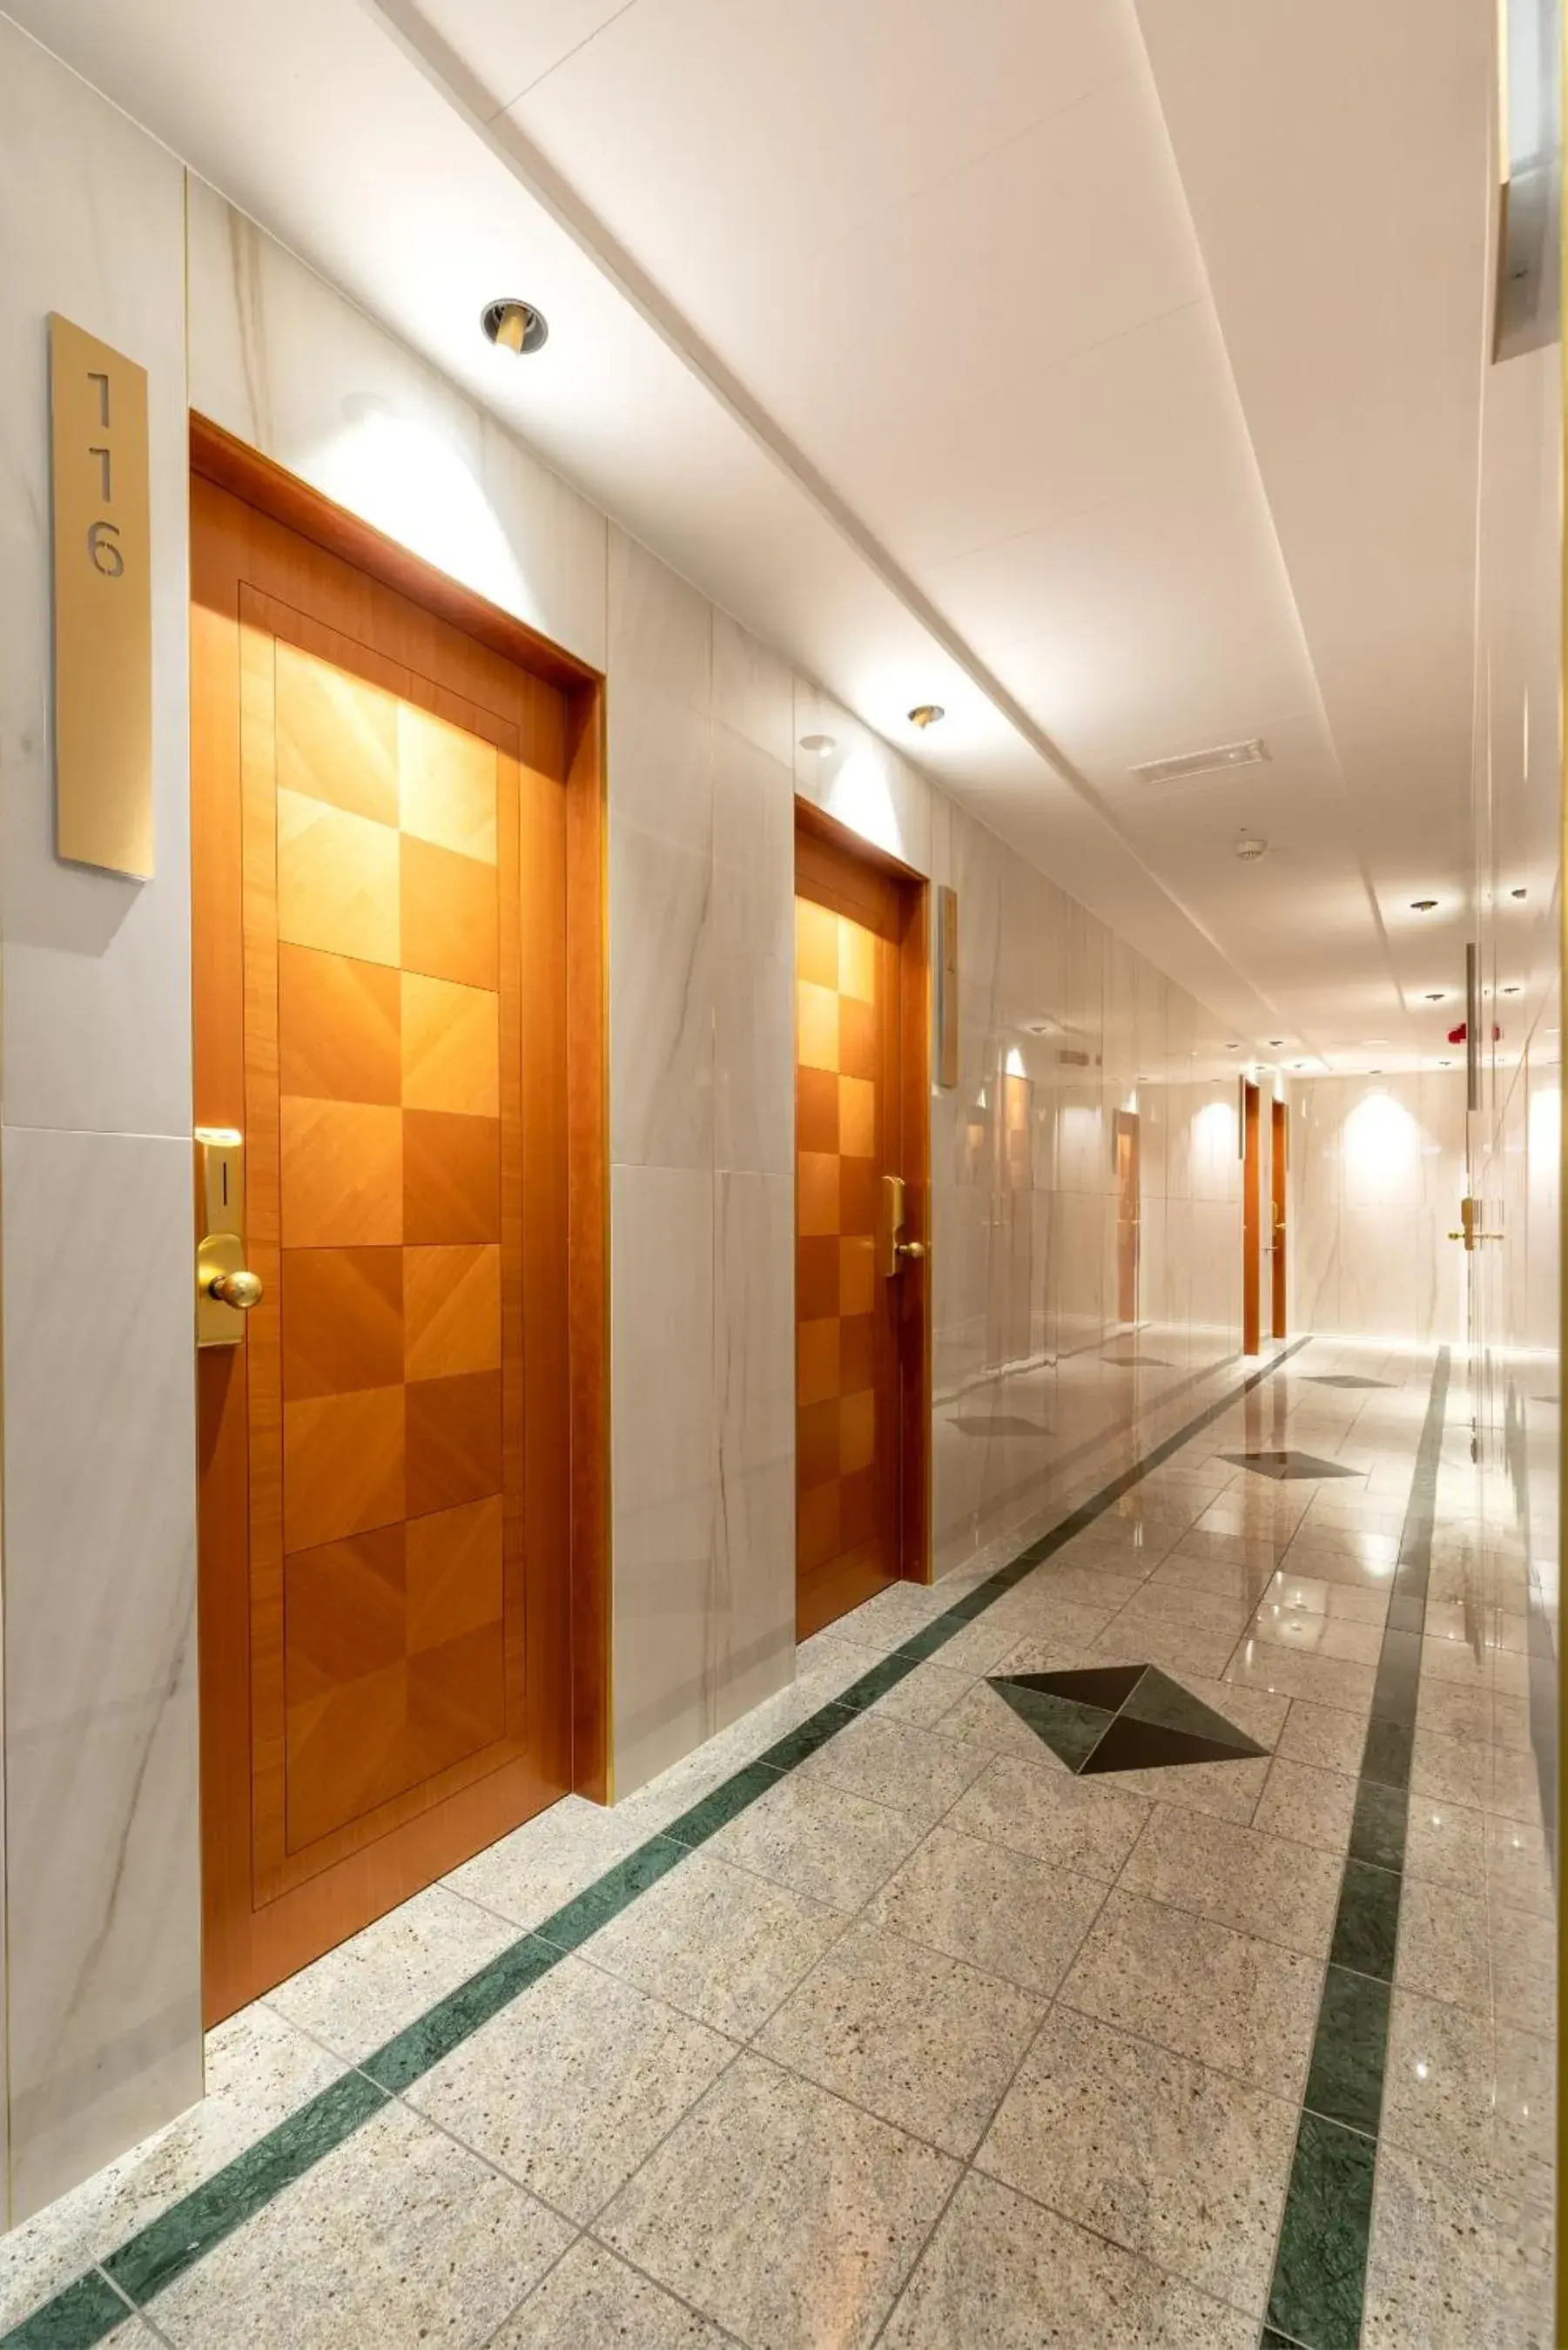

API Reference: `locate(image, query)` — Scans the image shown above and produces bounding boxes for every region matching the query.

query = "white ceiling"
[14,0,1510,1067]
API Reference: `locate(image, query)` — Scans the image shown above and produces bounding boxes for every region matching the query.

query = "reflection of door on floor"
[1114,1108,1141,1325]
[793,813,928,1640]
[192,462,584,2021]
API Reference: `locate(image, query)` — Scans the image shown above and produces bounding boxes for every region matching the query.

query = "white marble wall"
[1290,1073,1467,1341]
[0,24,199,2223]
[607,540,796,1794]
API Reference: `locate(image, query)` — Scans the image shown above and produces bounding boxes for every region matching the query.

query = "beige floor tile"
[268,1884,520,2063]
[492,2239,737,2348]
[1061,1889,1320,2097]
[1094,1753,1270,1823]
[1119,1805,1341,1956]
[1403,1796,1487,1888]
[881,2171,1253,2350]
[1274,1699,1369,1776]
[1223,1640,1375,1714]
[1382,1988,1504,2187]
[862,1656,976,1728]
[865,1824,1108,1995]
[976,2006,1296,2314]
[598,2052,956,2350]
[1395,1879,1491,2016]
[703,1773,925,1911]
[442,1798,653,1930]
[582,1850,845,2037]
[1485,1814,1556,1920]
[1250,1754,1357,1852]
[946,1753,1148,1882]
[756,1920,1041,2156]
[1261,1571,1390,1625]
[407,1955,734,2223]
[1491,1903,1556,2040]
[1089,1618,1245,1682]
[1248,1606,1384,1667]
[795,1709,990,1828]
[151,2100,571,2350]
[1362,2141,1510,2350]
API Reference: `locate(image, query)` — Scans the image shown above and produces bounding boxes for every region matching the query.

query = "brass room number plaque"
[48,313,154,878]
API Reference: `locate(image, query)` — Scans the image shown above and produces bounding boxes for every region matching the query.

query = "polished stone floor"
[0,1338,1554,2348]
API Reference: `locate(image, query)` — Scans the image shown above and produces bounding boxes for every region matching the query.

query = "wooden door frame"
[1270,1097,1289,1339]
[1242,1079,1262,1352]
[793,798,932,1586]
[189,420,611,1927]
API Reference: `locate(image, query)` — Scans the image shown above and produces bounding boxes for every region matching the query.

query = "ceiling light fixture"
[1511,885,1529,899]
[797,733,836,758]
[907,704,945,730]
[1225,1042,1242,1051]
[1424,992,1444,1000]
[1267,1039,1283,1047]
[1235,832,1268,861]
[1410,898,1438,913]
[1503,984,1522,995]
[480,298,548,355]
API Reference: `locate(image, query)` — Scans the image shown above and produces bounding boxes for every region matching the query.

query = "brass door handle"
[206,1266,264,1310]
[1446,1231,1503,1247]
[894,1238,927,1264]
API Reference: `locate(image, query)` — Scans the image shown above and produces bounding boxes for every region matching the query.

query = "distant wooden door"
[794,814,928,1638]
[1242,1080,1262,1352]
[192,467,581,2019]
[1114,1110,1141,1324]
[1271,1098,1289,1338]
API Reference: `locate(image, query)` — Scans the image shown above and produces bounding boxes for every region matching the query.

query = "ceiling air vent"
[1130,737,1270,789]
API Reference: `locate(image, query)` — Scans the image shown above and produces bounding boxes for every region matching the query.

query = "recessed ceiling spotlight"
[1511,886,1528,899]
[1267,1039,1283,1047]
[1502,984,1522,995]
[907,704,945,729]
[798,733,837,758]
[481,297,548,355]
[1423,991,1445,1000]
[1293,1061,1305,1069]
[1439,1058,1452,1067]
[1225,1042,1242,1051]
[1410,898,1438,913]
[1235,832,1268,861]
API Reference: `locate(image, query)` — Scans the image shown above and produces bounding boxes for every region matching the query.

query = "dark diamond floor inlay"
[1223,1449,1361,1481]
[986,1663,1266,1775]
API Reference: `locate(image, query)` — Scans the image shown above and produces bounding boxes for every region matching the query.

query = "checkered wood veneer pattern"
[268,639,511,1854]
[795,896,885,1581]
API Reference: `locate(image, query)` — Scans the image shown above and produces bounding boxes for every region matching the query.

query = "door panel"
[794,819,928,1638]
[193,471,574,2018]
[1271,1100,1289,1338]
[1115,1110,1141,1325]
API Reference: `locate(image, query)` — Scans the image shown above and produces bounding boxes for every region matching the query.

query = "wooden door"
[192,461,594,2020]
[1242,1080,1262,1352]
[1114,1110,1141,1324]
[1271,1098,1289,1337]
[793,814,929,1639]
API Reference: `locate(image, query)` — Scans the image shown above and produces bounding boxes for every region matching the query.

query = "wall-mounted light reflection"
[824,749,901,860]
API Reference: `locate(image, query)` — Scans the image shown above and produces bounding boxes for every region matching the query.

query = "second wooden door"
[794,815,928,1638]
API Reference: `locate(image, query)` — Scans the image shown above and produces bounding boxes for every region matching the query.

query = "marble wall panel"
[1289,1074,1466,1340]
[185,179,608,672]
[0,27,199,2224]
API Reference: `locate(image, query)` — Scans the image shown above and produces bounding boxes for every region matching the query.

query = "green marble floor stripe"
[1259,1348,1450,2350]
[1,1340,1309,2347]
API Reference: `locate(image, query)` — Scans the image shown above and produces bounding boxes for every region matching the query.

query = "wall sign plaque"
[49,312,153,877]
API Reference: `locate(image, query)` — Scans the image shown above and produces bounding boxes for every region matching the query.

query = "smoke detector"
[1234,832,1269,862]
[1130,737,1269,789]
